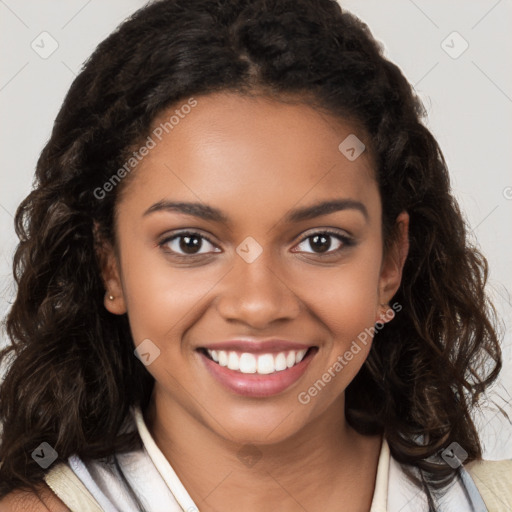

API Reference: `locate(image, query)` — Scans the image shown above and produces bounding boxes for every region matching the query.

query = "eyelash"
[157,229,354,259]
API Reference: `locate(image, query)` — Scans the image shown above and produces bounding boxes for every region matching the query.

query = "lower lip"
[198,349,317,398]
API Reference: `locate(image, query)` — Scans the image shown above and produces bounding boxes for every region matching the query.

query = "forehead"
[117,92,379,227]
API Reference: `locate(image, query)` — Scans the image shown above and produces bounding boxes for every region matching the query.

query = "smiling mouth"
[197,347,318,375]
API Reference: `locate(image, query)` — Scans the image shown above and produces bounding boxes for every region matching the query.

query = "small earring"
[108,295,114,300]
[377,303,393,324]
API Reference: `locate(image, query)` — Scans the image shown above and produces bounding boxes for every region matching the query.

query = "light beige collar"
[370,436,390,511]
[132,405,200,511]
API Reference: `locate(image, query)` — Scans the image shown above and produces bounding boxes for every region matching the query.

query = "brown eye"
[159,231,221,257]
[293,230,353,255]
[308,234,334,253]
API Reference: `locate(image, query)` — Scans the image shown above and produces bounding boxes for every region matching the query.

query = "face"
[100,92,408,445]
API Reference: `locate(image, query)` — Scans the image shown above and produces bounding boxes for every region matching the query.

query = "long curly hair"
[0,0,502,507]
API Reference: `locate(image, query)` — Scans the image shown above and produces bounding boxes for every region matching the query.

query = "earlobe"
[103,278,127,315]
[376,211,409,320]
[103,293,127,315]
[94,221,127,315]
[101,254,128,314]
[376,302,393,325]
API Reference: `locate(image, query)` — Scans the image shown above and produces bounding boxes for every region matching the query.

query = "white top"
[61,405,489,512]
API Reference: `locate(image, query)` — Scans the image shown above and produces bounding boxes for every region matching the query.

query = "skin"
[0,483,70,511]
[99,92,409,512]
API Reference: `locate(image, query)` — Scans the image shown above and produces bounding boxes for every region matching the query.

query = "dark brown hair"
[0,0,502,508]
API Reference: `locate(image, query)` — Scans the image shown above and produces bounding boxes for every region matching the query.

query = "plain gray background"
[1,0,511,459]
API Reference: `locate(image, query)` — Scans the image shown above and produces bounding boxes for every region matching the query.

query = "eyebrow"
[143,198,368,223]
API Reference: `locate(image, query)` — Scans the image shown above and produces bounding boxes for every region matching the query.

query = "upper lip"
[198,338,315,354]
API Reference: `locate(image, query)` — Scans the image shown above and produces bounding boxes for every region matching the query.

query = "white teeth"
[257,354,275,374]
[227,351,240,371]
[275,352,287,371]
[218,350,228,367]
[205,348,310,374]
[239,353,257,373]
[295,349,307,364]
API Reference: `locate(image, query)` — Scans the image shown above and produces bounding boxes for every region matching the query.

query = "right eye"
[158,231,222,258]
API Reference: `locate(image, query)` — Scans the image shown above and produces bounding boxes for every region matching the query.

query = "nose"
[215,247,302,329]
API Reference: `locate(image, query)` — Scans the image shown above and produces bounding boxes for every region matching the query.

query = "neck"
[144,388,382,512]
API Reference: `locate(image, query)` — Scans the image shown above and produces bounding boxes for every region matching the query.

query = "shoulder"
[0,483,69,512]
[465,458,512,510]
[465,457,512,481]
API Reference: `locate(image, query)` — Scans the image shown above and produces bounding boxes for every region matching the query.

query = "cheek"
[118,240,218,350]
[119,245,220,397]
[297,244,382,393]
[303,246,382,337]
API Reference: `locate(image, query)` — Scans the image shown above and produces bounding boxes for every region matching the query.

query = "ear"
[93,221,127,315]
[376,211,409,323]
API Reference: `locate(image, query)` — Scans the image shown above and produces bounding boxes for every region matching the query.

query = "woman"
[0,0,510,510]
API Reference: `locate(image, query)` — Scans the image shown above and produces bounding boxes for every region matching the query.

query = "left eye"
[293,231,351,255]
